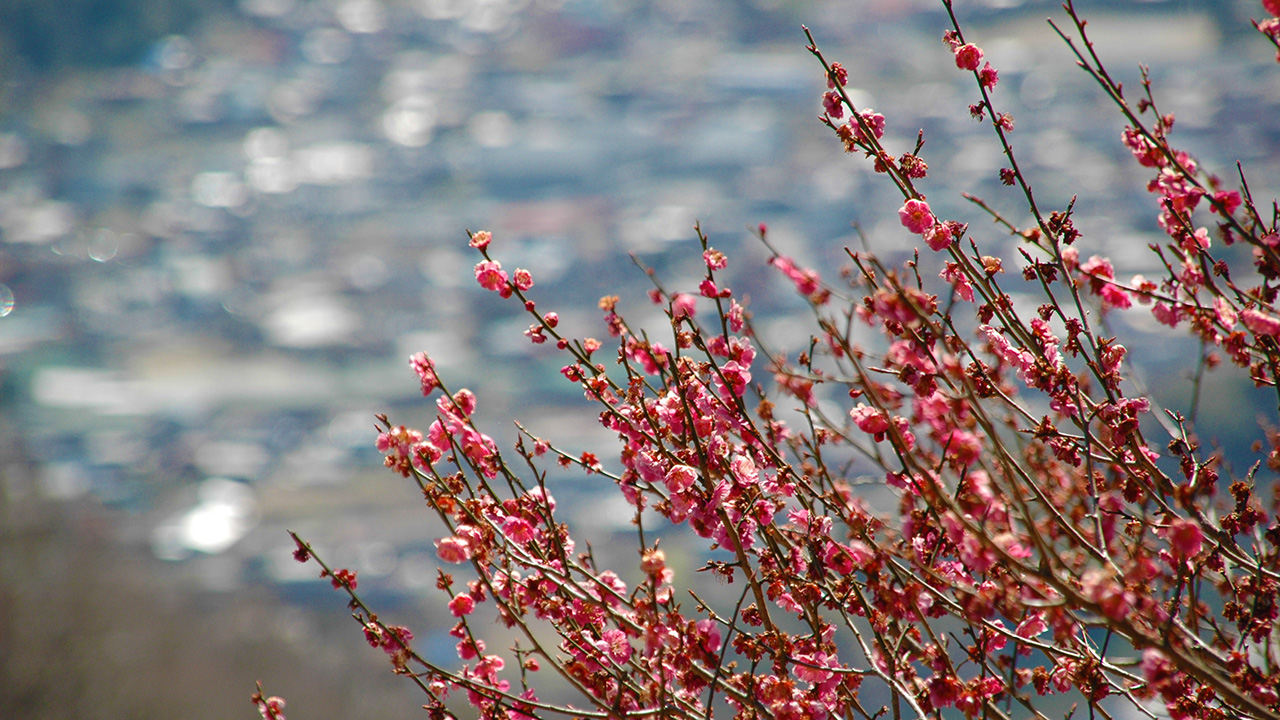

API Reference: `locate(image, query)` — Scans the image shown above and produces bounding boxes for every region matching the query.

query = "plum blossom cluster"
[267,2,1280,720]
[1043,12,1280,395]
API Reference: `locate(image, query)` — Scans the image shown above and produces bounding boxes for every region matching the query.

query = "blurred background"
[1,0,1277,718]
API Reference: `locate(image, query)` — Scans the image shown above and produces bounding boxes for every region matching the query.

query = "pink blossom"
[822,90,843,119]
[855,109,886,141]
[793,652,834,684]
[1122,126,1162,167]
[1152,302,1181,327]
[513,268,534,291]
[954,43,984,71]
[450,388,477,416]
[942,429,983,467]
[435,535,473,564]
[899,198,935,235]
[1242,307,1280,337]
[769,256,824,299]
[502,516,536,544]
[671,292,697,319]
[469,230,492,249]
[410,442,442,471]
[1098,341,1125,376]
[826,61,847,89]
[980,325,1035,381]
[718,360,751,397]
[1164,517,1204,557]
[850,403,890,437]
[598,629,632,663]
[728,300,745,331]
[527,487,556,511]
[474,260,509,295]
[640,548,671,582]
[1212,190,1242,216]
[979,62,999,90]
[665,464,698,493]
[929,675,962,708]
[1079,255,1131,310]
[1141,648,1176,687]
[1180,227,1211,252]
[941,262,974,301]
[1214,298,1238,329]
[475,654,505,682]
[457,637,484,660]
[410,352,439,396]
[729,453,758,485]
[694,618,722,653]
[448,594,476,617]
[924,222,953,251]
[1081,569,1132,621]
[703,247,727,270]
[1015,611,1048,639]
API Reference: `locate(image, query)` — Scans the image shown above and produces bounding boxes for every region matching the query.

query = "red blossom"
[979,61,999,90]
[953,42,984,71]
[1164,518,1204,558]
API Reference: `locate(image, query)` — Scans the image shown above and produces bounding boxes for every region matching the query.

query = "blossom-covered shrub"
[258,2,1280,719]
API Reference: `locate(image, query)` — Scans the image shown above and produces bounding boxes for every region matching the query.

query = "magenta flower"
[899,198,935,235]
[448,594,476,617]
[979,61,999,90]
[954,42,984,71]
[1164,518,1204,558]
[502,516,536,544]
[670,292,697,319]
[924,223,953,251]
[850,403,891,438]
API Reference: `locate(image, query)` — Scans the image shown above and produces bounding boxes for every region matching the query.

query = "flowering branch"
[258,3,1280,720]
